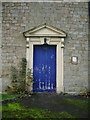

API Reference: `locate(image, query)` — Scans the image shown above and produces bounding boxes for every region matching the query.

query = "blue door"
[33,45,56,92]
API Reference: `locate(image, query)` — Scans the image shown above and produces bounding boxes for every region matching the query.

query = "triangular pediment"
[23,24,67,37]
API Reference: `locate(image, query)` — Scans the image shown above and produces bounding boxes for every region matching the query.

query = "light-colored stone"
[1,2,89,93]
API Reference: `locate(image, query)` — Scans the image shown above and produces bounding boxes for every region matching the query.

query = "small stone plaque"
[71,56,78,65]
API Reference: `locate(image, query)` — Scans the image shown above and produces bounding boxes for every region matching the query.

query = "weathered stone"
[1,2,89,93]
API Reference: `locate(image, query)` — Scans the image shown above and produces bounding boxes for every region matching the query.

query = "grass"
[2,102,76,119]
[0,94,2,101]
[64,98,88,110]
[1,94,89,119]
[0,94,20,101]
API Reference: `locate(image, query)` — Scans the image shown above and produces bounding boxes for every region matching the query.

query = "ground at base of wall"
[1,93,89,119]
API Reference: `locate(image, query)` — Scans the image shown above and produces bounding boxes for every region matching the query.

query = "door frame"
[26,37,65,93]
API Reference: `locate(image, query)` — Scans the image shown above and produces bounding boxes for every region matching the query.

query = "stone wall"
[0,2,2,93]
[88,2,90,92]
[1,2,88,93]
[1,0,89,2]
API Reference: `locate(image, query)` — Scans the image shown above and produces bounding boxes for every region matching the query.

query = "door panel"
[33,45,56,92]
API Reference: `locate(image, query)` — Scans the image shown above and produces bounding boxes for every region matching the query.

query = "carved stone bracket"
[26,37,29,48]
[61,38,65,48]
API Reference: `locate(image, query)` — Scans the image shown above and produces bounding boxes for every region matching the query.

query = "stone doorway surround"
[23,24,67,93]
